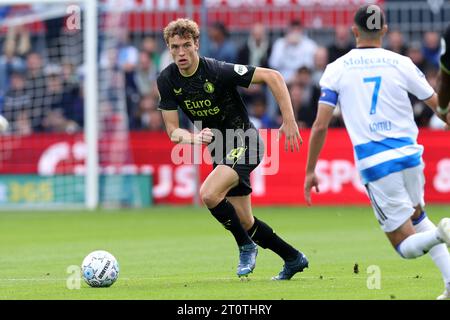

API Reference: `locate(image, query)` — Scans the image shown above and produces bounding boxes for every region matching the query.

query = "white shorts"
[364,164,425,233]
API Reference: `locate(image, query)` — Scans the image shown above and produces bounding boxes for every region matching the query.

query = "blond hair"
[163,18,200,44]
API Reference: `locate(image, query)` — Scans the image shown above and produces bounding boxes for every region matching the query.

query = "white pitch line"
[0,275,344,282]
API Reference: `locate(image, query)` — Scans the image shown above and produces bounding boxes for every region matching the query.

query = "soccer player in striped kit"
[305,4,450,300]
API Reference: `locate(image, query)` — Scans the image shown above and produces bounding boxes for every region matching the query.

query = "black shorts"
[209,127,265,197]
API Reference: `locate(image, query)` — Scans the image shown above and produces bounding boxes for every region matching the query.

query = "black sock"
[209,199,253,247]
[248,217,299,261]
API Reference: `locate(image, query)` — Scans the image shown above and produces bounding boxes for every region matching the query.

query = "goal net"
[0,1,151,209]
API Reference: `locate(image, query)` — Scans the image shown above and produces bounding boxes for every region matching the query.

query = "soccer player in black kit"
[436,23,450,299]
[437,24,450,128]
[157,18,308,279]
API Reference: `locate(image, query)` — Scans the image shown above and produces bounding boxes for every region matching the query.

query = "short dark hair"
[354,4,385,33]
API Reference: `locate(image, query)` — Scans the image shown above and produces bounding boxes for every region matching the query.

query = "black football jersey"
[157,57,256,134]
[441,24,450,74]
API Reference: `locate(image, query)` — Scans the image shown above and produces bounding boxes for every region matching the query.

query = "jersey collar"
[179,56,201,78]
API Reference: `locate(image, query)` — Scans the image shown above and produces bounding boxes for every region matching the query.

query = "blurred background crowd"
[0,2,447,137]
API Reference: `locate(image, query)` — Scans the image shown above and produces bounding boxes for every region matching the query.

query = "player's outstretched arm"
[304,103,334,205]
[251,67,302,152]
[161,110,213,144]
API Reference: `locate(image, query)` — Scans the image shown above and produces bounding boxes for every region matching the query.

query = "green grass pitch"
[0,205,449,300]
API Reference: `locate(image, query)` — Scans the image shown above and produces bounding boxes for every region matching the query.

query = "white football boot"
[437,289,450,300]
[437,218,450,245]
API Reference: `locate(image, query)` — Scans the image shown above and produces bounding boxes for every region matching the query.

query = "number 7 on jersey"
[363,76,382,115]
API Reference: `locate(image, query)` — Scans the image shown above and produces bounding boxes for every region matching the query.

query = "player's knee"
[199,188,221,208]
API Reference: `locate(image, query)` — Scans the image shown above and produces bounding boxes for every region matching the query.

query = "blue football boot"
[272,252,309,280]
[236,242,258,277]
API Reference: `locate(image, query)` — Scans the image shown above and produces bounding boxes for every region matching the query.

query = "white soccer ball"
[81,250,120,288]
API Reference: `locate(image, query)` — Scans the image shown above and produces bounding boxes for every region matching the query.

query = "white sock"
[414,212,450,290]
[396,230,441,259]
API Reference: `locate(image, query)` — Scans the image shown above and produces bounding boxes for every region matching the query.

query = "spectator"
[249,95,279,129]
[133,95,163,131]
[31,4,66,62]
[41,64,79,133]
[25,51,45,97]
[269,19,317,83]
[117,30,139,72]
[4,25,31,59]
[327,25,353,63]
[207,21,238,63]
[290,66,321,114]
[0,40,26,95]
[237,23,271,68]
[66,82,84,129]
[141,36,161,71]
[0,6,11,20]
[237,23,272,106]
[3,68,32,135]
[146,110,164,131]
[422,31,441,69]
[289,83,316,128]
[112,30,141,129]
[24,52,46,131]
[386,30,408,55]
[134,51,157,96]
[312,46,329,86]
[61,59,78,87]
[407,41,432,72]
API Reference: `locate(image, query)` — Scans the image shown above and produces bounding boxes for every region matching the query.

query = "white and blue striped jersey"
[319,48,434,183]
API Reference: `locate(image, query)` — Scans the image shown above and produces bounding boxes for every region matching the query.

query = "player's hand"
[278,120,302,152]
[194,128,214,145]
[304,172,320,206]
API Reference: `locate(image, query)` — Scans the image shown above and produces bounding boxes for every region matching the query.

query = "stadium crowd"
[0,11,446,135]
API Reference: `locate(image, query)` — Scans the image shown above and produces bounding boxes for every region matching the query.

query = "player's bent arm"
[251,67,296,123]
[160,110,213,144]
[306,103,335,173]
[161,110,194,144]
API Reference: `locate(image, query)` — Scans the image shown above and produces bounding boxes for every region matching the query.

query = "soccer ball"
[81,250,119,287]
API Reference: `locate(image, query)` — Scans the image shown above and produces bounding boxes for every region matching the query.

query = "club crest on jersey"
[173,87,182,95]
[234,64,248,76]
[203,81,215,94]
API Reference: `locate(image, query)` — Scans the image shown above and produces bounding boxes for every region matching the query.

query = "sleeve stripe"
[319,101,337,108]
[319,88,338,106]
